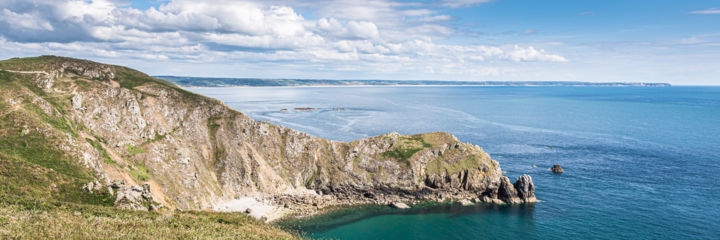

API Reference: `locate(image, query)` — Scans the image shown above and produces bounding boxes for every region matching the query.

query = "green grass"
[130,165,150,182]
[0,128,90,181]
[207,116,228,177]
[426,155,483,175]
[305,166,321,187]
[380,135,433,167]
[0,56,300,239]
[86,138,115,165]
[0,195,298,239]
[125,144,145,156]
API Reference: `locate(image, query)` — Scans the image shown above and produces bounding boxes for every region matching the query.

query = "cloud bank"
[0,0,567,79]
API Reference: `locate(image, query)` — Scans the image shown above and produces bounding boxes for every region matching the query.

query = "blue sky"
[1,0,719,85]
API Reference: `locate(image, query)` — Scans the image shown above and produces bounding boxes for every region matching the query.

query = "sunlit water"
[189,86,720,240]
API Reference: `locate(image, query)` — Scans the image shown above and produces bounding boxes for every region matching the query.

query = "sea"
[189,86,720,240]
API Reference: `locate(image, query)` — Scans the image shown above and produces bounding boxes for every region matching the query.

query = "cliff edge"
[0,56,535,221]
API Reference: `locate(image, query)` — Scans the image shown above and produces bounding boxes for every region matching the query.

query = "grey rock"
[82,182,94,193]
[498,176,522,204]
[114,183,161,211]
[513,174,536,203]
[110,180,126,188]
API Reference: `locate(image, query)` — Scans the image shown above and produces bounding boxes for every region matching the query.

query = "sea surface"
[189,86,720,240]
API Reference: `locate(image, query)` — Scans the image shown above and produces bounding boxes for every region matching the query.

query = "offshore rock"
[551,164,564,173]
[498,176,522,204]
[514,174,536,203]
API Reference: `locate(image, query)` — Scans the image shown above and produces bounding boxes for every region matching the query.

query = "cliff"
[0,56,535,221]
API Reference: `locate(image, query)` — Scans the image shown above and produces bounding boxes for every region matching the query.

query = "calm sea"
[190,86,720,240]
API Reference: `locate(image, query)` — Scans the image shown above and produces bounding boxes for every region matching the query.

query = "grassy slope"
[0,56,298,239]
[0,195,296,239]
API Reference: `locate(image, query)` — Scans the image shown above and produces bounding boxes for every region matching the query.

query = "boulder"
[458,199,473,206]
[82,182,94,193]
[81,180,102,193]
[551,164,564,173]
[390,202,410,209]
[114,183,162,211]
[110,179,126,188]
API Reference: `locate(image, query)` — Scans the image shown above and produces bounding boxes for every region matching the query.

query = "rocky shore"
[0,56,536,222]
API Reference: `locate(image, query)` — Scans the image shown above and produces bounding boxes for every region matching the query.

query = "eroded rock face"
[514,174,536,202]
[6,57,538,217]
[498,176,522,204]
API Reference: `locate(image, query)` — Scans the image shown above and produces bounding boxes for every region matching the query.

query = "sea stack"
[551,164,564,173]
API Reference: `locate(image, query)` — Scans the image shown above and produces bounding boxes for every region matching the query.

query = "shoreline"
[274,200,537,234]
[179,84,674,89]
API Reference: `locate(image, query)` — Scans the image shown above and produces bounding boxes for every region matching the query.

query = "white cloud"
[403,9,434,16]
[0,9,54,31]
[689,9,720,15]
[420,15,452,22]
[346,21,380,40]
[505,45,568,62]
[0,0,569,80]
[441,0,494,8]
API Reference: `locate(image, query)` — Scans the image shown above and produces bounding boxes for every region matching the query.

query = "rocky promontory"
[0,56,536,221]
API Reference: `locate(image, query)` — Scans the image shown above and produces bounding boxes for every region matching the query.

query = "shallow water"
[190,86,720,240]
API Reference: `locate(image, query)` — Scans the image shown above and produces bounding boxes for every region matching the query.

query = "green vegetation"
[125,144,145,156]
[116,71,156,90]
[86,138,115,165]
[130,165,150,182]
[380,135,433,167]
[306,167,321,187]
[427,155,483,175]
[0,56,299,239]
[0,195,297,239]
[353,157,362,164]
[207,116,228,171]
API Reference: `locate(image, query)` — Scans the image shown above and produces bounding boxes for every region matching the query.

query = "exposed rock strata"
[0,56,536,220]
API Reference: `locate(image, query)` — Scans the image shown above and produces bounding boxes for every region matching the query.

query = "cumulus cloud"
[505,45,568,62]
[0,0,567,79]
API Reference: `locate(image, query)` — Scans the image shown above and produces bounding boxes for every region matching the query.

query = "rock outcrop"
[551,164,564,173]
[0,56,537,220]
[514,174,536,202]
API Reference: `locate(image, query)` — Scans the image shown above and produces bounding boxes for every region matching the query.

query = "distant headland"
[155,76,671,88]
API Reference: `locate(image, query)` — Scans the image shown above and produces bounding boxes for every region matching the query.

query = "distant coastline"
[155,76,672,88]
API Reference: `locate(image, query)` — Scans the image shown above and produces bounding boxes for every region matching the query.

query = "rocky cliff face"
[0,56,535,220]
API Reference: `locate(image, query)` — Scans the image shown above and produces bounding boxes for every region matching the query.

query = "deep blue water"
[190,86,720,240]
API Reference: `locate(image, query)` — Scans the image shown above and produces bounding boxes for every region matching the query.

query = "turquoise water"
[190,86,720,240]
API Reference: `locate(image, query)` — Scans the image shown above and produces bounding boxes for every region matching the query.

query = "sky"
[0,0,719,85]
